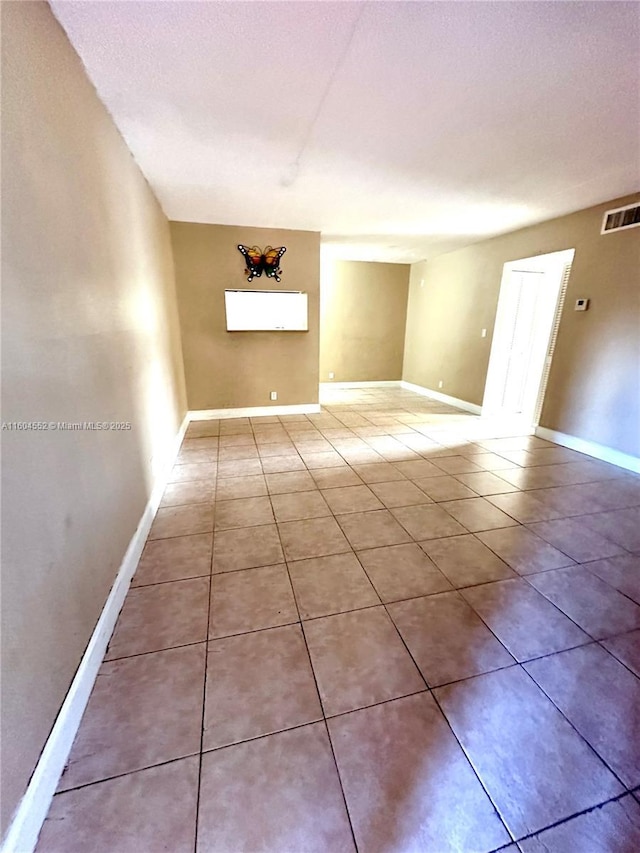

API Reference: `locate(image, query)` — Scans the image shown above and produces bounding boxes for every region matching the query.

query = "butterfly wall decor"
[237,245,287,283]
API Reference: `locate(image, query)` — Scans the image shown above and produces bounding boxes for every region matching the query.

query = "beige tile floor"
[37,387,640,852]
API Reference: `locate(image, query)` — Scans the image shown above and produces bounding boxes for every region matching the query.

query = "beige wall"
[170,222,320,409]
[403,195,640,457]
[0,2,187,835]
[320,261,410,382]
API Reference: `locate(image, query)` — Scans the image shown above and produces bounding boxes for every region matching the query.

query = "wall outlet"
[438,380,444,389]
[328,372,335,379]
[481,328,487,338]
[270,391,277,401]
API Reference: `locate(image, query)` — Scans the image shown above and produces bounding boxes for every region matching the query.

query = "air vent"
[601,202,640,234]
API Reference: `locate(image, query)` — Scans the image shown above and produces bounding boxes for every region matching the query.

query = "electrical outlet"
[481,328,487,338]
[438,380,444,389]
[270,391,277,401]
[328,372,335,379]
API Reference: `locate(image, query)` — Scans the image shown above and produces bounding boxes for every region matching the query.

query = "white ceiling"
[51,1,639,263]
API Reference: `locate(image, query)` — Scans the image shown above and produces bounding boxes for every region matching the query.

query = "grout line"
[457,535,605,638]
[522,570,639,638]
[131,571,212,589]
[104,604,639,684]
[323,687,433,721]
[192,442,218,853]
[431,684,517,843]
[509,788,637,845]
[54,751,202,797]
[104,639,208,663]
[103,609,631,681]
[518,665,631,791]
[199,717,325,758]
[274,517,361,851]
[208,618,301,643]
[594,633,640,682]
[474,524,580,565]
[354,539,515,843]
[147,531,214,544]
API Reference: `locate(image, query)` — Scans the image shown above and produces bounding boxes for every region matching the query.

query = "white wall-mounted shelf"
[224,289,308,331]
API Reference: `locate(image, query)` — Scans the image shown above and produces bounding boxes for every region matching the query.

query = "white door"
[483,250,574,424]
[499,271,544,414]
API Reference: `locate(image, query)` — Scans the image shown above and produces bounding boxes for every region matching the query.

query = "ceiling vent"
[601,201,640,234]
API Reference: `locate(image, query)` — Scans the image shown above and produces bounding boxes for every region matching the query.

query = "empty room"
[2,1,640,852]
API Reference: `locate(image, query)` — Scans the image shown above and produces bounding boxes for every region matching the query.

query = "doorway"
[482,249,575,426]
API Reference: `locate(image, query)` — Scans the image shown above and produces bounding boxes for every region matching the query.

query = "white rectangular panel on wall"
[224,289,308,331]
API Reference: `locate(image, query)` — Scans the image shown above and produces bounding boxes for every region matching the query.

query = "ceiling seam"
[280,1,368,188]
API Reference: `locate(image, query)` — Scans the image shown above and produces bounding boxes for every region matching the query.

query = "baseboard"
[189,403,321,420]
[319,381,401,389]
[1,412,190,853]
[535,426,640,474]
[400,381,483,415]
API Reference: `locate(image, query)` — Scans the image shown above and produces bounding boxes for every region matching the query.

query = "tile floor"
[36,387,640,852]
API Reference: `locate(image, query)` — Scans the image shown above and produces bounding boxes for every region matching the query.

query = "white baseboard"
[400,381,483,415]
[319,381,401,389]
[1,413,190,853]
[189,403,321,420]
[535,426,640,474]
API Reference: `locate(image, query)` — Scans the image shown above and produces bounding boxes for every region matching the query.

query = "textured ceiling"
[51,1,639,263]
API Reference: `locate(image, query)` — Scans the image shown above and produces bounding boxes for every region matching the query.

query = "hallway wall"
[1,1,187,836]
[170,222,320,410]
[403,194,640,457]
[320,260,410,382]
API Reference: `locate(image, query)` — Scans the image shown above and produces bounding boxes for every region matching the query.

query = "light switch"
[574,298,589,311]
[481,328,487,337]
